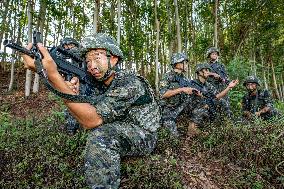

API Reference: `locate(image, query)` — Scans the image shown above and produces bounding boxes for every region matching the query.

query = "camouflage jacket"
[242,89,274,115]
[207,61,230,92]
[90,70,160,133]
[159,70,190,108]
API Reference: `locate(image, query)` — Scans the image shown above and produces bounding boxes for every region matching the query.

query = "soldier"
[21,33,160,189]
[187,63,238,136]
[242,76,279,121]
[206,47,232,117]
[159,52,197,136]
[60,37,80,49]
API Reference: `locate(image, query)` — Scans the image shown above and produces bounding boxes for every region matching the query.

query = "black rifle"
[187,80,218,118]
[3,31,98,103]
[3,31,96,88]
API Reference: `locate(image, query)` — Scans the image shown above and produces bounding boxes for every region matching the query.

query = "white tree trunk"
[25,0,33,97]
[214,0,219,48]
[154,0,160,94]
[8,50,16,92]
[281,74,284,102]
[93,0,99,34]
[117,0,121,44]
[174,0,181,52]
[270,59,280,99]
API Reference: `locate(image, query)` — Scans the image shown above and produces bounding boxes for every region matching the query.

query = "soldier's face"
[86,49,109,80]
[63,43,76,49]
[210,52,218,61]
[200,68,210,78]
[174,61,187,73]
[246,83,257,92]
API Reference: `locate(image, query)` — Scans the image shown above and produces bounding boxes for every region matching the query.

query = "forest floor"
[0,68,231,188]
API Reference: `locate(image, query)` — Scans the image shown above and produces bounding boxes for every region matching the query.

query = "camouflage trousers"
[188,98,229,127]
[64,109,80,134]
[161,105,186,135]
[84,121,157,189]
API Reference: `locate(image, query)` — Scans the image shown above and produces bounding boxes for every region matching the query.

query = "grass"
[0,100,284,188]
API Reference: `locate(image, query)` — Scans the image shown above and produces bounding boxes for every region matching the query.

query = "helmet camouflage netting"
[81,33,123,60]
[243,75,261,86]
[195,63,211,73]
[170,52,188,66]
[206,47,219,58]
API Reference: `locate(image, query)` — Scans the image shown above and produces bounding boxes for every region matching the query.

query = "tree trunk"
[93,0,99,34]
[154,0,160,94]
[269,56,280,99]
[260,49,268,89]
[33,0,47,94]
[117,0,121,44]
[174,0,181,53]
[214,0,219,48]
[281,74,284,102]
[25,0,33,97]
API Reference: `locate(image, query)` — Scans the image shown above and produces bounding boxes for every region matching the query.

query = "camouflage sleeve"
[207,83,218,98]
[159,74,172,97]
[262,90,274,108]
[241,95,249,111]
[94,77,146,123]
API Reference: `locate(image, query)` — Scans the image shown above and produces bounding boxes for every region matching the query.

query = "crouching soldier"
[242,76,279,121]
[159,52,197,136]
[21,33,161,188]
[187,63,238,137]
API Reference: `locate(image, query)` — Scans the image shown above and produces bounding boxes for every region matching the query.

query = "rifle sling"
[34,58,152,107]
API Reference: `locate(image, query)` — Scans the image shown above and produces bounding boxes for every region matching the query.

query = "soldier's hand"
[182,87,197,95]
[22,43,58,75]
[255,111,261,117]
[209,72,220,79]
[65,77,80,94]
[228,79,239,88]
[21,43,36,71]
[243,111,252,118]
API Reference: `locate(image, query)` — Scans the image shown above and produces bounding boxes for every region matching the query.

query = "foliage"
[0,111,183,188]
[0,111,88,188]
[191,118,284,188]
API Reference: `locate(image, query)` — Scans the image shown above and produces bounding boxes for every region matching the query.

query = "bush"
[191,119,284,188]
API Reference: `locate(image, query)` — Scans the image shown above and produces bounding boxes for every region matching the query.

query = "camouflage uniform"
[187,79,219,126]
[64,84,94,134]
[206,47,231,117]
[187,63,228,126]
[81,33,161,188]
[242,76,278,120]
[84,70,160,189]
[159,53,190,135]
[242,89,278,120]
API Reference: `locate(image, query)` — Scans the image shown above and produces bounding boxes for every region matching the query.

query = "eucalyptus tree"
[25,0,33,97]
[154,0,160,93]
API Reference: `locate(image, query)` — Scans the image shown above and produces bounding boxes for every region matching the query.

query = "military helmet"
[206,47,219,58]
[60,37,79,47]
[243,75,260,86]
[195,63,211,73]
[170,52,188,67]
[81,33,123,60]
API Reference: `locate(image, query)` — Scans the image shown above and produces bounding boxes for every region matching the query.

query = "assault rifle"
[3,31,96,103]
[187,80,218,119]
[3,31,96,88]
